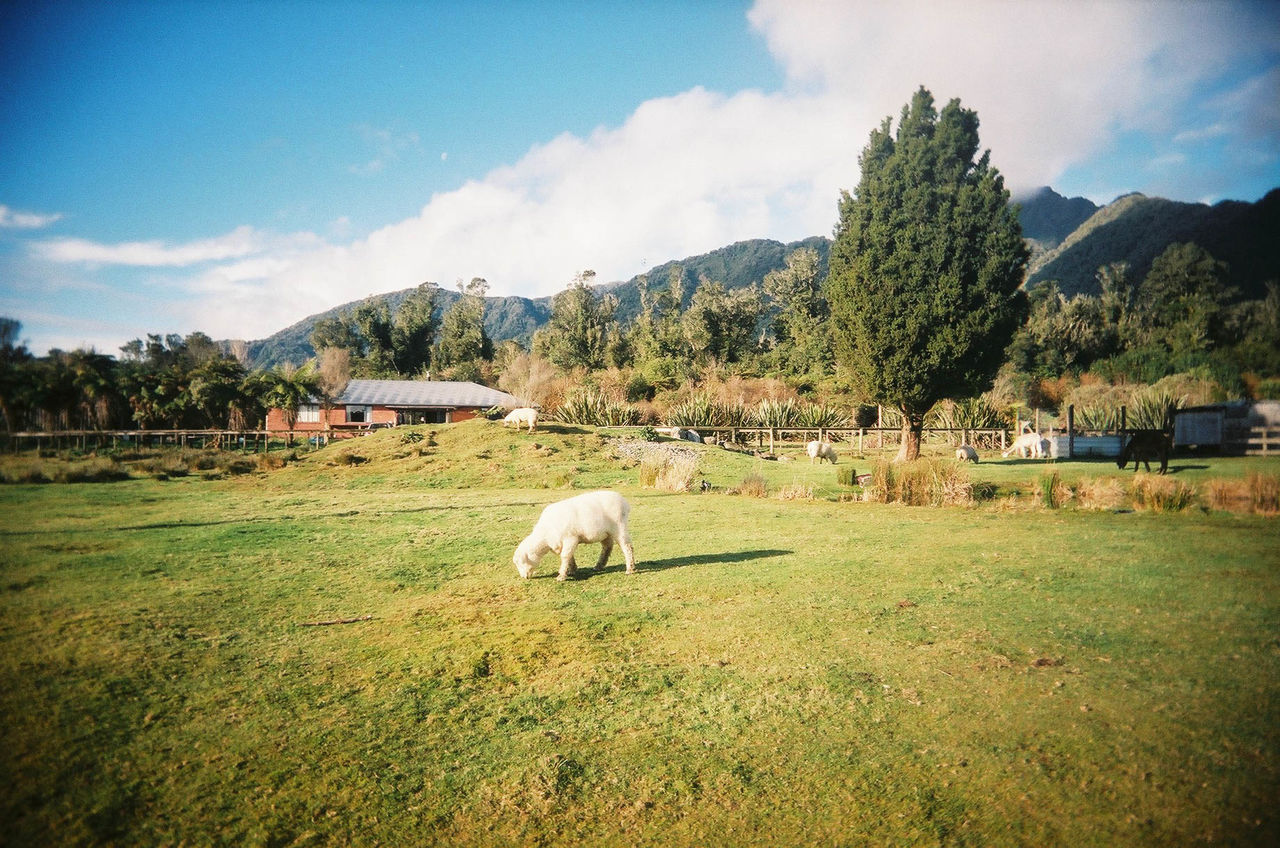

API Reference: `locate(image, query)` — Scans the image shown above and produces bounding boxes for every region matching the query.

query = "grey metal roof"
[337,380,521,409]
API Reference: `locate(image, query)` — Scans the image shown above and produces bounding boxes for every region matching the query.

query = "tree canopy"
[827,86,1029,460]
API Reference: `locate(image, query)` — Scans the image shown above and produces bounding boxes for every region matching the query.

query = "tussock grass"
[1129,473,1196,513]
[864,458,973,506]
[775,482,813,501]
[1039,471,1070,509]
[1073,476,1128,510]
[655,453,699,492]
[735,473,769,497]
[1249,471,1280,514]
[1205,472,1280,515]
[638,451,700,492]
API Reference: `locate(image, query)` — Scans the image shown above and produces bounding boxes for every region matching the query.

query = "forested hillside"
[1013,186,1099,255]
[245,236,828,370]
[1028,188,1280,298]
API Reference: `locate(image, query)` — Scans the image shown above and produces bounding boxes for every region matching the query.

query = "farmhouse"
[265,379,522,432]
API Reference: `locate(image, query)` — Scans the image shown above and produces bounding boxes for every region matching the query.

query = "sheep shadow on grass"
[564,548,792,579]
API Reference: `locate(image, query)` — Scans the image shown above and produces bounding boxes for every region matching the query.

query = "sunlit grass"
[1,423,1278,845]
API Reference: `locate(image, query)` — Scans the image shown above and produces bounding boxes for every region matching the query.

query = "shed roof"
[337,380,521,409]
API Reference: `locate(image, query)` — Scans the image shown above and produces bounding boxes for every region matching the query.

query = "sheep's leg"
[558,539,579,581]
[619,533,635,574]
[595,538,613,569]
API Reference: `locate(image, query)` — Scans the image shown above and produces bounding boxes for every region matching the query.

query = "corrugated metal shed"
[1175,409,1224,447]
[337,380,521,409]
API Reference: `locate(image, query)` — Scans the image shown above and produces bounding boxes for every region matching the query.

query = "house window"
[347,405,372,424]
[399,409,449,425]
[298,404,320,423]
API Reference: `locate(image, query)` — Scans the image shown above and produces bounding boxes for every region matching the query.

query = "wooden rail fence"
[2,429,349,454]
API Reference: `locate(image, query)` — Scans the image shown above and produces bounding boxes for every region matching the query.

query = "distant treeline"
[2,235,1276,434]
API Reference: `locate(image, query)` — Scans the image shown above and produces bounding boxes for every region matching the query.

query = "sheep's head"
[513,538,540,579]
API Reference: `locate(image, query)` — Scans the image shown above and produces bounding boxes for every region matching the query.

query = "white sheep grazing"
[1002,431,1045,459]
[513,490,635,581]
[806,440,837,464]
[955,445,979,463]
[503,407,538,433]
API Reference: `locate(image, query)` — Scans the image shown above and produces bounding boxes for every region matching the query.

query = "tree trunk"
[895,409,924,462]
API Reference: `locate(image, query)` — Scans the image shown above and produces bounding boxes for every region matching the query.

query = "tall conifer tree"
[827,87,1029,461]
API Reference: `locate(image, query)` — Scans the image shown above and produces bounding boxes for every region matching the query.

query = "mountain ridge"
[241,186,1279,369]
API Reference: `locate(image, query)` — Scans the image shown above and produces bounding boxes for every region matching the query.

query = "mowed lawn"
[1,433,1278,846]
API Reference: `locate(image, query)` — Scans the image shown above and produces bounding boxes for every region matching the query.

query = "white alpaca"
[1002,431,1045,459]
[503,407,538,432]
[806,440,837,464]
[513,491,635,581]
[955,445,979,463]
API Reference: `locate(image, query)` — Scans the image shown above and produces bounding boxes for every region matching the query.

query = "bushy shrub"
[755,398,799,428]
[666,394,719,427]
[836,465,858,487]
[555,389,641,426]
[638,425,659,442]
[928,397,1002,430]
[626,373,655,402]
[61,458,130,483]
[853,403,879,428]
[796,403,849,429]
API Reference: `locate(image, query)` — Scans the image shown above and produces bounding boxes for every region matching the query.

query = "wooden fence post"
[1067,404,1075,459]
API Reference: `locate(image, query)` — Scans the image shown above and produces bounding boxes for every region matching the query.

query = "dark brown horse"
[1117,430,1172,474]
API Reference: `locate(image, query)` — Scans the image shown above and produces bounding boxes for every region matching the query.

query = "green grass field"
[2,421,1277,846]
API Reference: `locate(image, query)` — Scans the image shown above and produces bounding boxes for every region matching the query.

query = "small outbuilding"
[266,379,523,433]
[1174,400,1280,455]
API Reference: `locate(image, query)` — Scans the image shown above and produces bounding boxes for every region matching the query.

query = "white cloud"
[349,124,421,175]
[34,226,265,267]
[0,204,62,229]
[748,0,1275,195]
[1174,124,1230,145]
[31,226,325,268]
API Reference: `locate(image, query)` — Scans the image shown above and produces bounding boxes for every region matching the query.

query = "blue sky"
[2,0,1278,356]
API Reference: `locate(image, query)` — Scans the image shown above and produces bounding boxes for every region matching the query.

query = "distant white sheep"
[806,440,837,464]
[513,490,635,581]
[503,407,538,432]
[955,445,979,463]
[1002,431,1046,459]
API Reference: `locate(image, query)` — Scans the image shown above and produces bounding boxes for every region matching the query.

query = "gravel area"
[611,439,700,463]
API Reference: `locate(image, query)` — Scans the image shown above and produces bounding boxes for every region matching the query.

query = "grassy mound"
[284,419,639,491]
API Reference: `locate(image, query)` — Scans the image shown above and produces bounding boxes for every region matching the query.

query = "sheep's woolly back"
[806,441,837,463]
[504,407,538,428]
[531,490,629,542]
